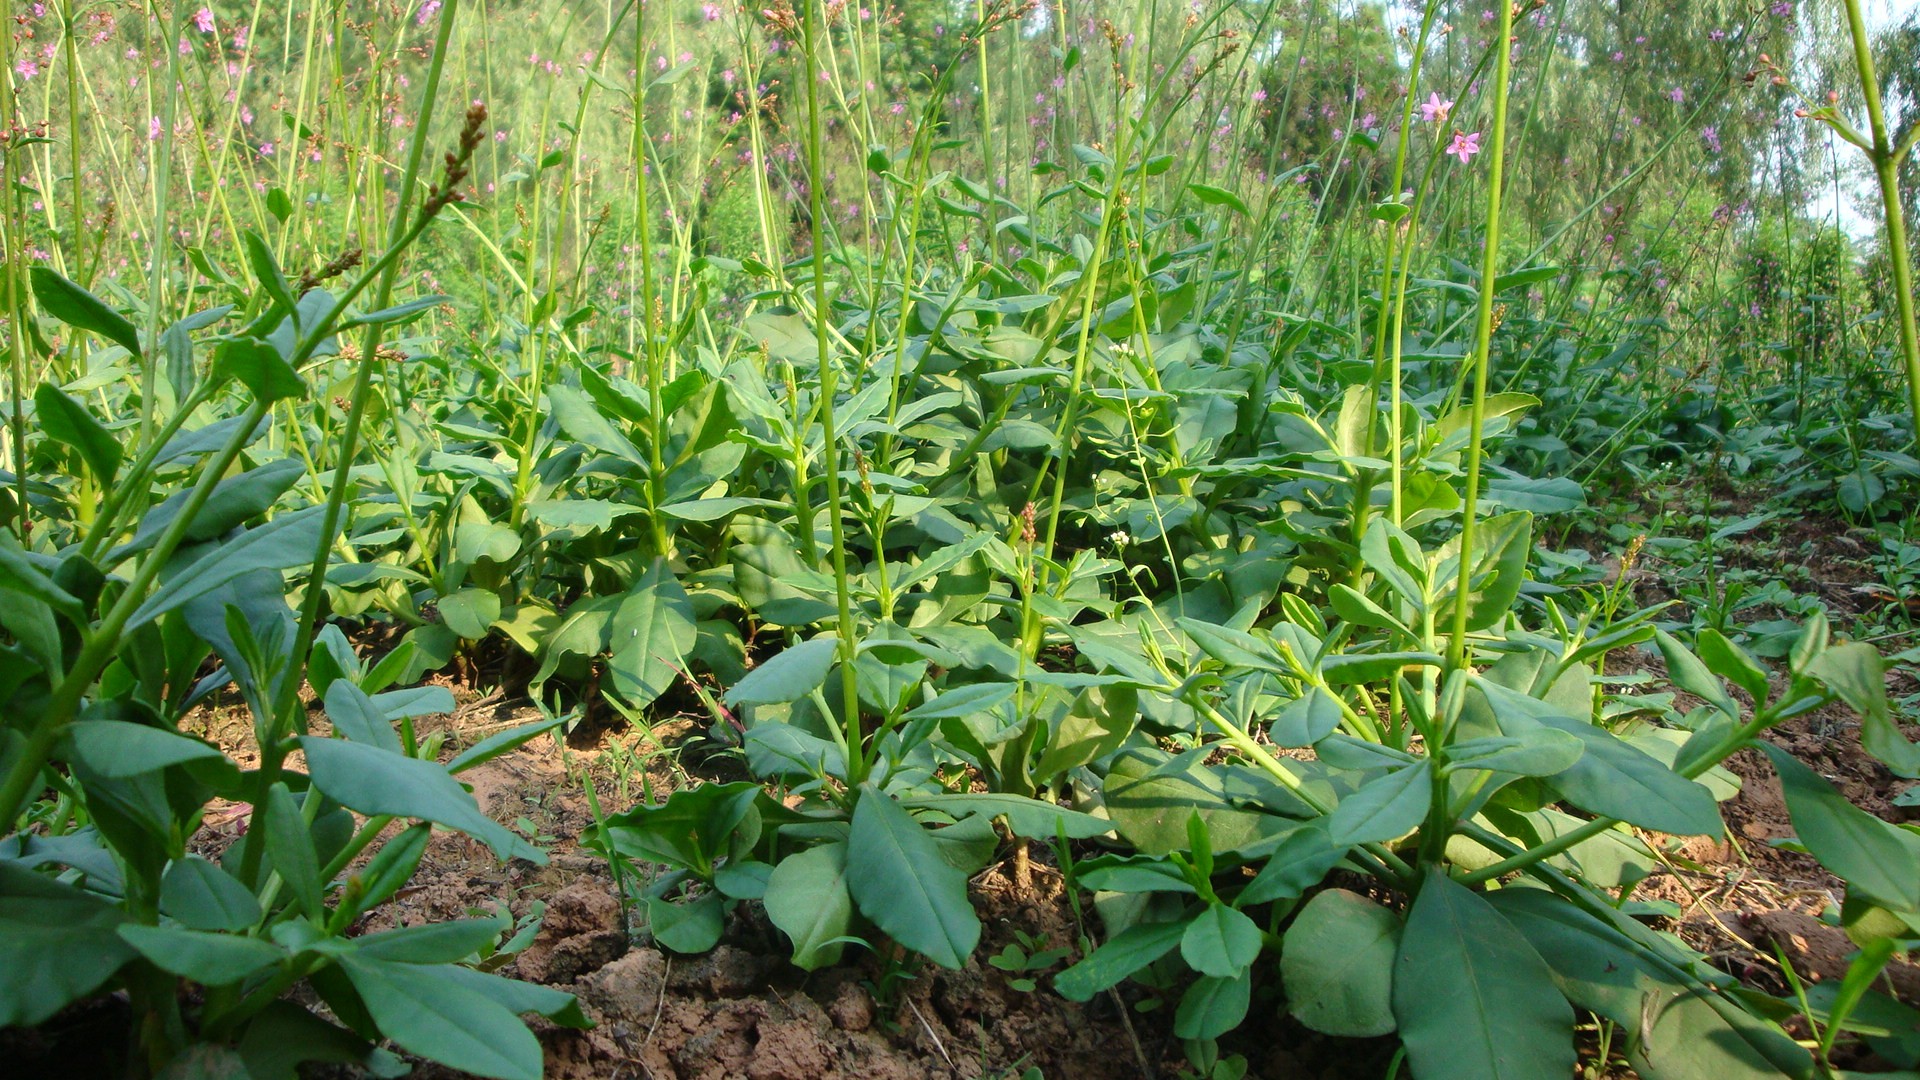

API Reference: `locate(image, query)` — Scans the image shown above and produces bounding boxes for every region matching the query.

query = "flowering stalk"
[138,0,190,445]
[1446,1,1516,671]
[797,0,868,784]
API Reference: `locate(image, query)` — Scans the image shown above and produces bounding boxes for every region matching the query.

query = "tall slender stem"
[800,0,866,782]
[140,0,189,444]
[1,8,28,541]
[1445,2,1516,671]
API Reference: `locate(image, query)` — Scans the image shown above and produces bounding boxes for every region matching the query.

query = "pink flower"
[1446,130,1482,163]
[1420,92,1453,123]
[417,0,441,25]
[148,115,162,140]
[192,7,214,33]
[1667,86,1684,103]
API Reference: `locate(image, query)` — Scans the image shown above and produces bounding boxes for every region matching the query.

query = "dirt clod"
[515,881,627,984]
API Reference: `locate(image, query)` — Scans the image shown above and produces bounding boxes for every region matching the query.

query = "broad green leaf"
[1104,747,1286,855]
[437,588,501,640]
[31,266,142,355]
[1532,711,1722,835]
[1054,919,1190,1001]
[1445,729,1585,777]
[237,1001,409,1080]
[262,782,323,918]
[1483,475,1585,513]
[1188,182,1250,215]
[212,337,305,402]
[337,824,432,923]
[724,636,841,707]
[903,681,1017,720]
[1238,823,1342,905]
[900,793,1113,840]
[343,294,449,328]
[607,563,698,711]
[1282,889,1400,1037]
[1435,511,1532,633]
[447,717,566,774]
[591,782,762,877]
[324,681,402,754]
[118,925,284,985]
[241,231,296,313]
[35,384,121,485]
[763,842,852,970]
[128,507,326,629]
[432,966,591,1030]
[354,918,507,964]
[548,383,644,464]
[1181,902,1262,978]
[159,855,262,931]
[1178,618,1288,674]
[1271,687,1345,747]
[300,737,541,865]
[1809,644,1919,779]
[744,723,847,780]
[1654,629,1741,722]
[1478,680,1720,837]
[1319,651,1443,686]
[115,458,305,561]
[1174,971,1252,1040]
[846,783,980,969]
[1393,869,1575,1080]
[1074,853,1196,895]
[339,956,543,1080]
[1328,760,1431,847]
[644,892,725,954]
[1694,629,1771,706]
[0,534,85,620]
[64,721,228,778]
[1759,743,1920,912]
[1488,888,1812,1080]
[740,312,816,363]
[0,863,135,1027]
[453,521,520,566]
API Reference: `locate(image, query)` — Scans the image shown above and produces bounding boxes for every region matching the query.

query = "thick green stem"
[1838,0,1920,449]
